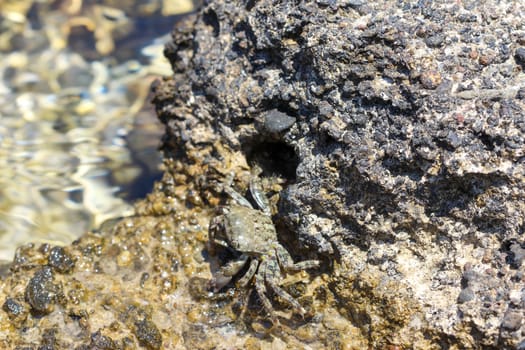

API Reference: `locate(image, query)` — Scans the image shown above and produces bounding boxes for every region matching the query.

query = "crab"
[208,173,320,323]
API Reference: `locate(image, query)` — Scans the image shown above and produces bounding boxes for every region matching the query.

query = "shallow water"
[0,0,193,260]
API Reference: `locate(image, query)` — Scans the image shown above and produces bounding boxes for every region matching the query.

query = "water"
[0,0,193,260]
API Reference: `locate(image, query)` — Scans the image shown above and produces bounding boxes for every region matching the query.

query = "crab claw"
[210,254,250,292]
[210,272,233,292]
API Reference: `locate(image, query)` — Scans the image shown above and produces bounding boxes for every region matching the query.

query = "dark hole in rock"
[203,8,220,37]
[245,0,257,11]
[245,141,299,182]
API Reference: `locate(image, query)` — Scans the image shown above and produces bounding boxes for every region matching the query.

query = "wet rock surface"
[0,0,524,348]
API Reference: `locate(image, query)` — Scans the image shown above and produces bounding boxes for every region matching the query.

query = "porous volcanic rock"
[155,0,525,348]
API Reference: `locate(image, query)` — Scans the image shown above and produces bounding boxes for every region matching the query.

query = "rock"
[419,70,442,90]
[2,297,28,327]
[155,0,525,347]
[457,287,475,304]
[24,266,59,315]
[262,109,296,134]
[516,47,525,68]
[502,310,523,332]
[133,318,162,350]
[88,331,118,349]
[1,210,214,348]
[47,246,75,273]
[509,242,525,268]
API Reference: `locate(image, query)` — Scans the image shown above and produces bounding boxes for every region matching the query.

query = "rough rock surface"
[156,0,525,348]
[1,0,525,349]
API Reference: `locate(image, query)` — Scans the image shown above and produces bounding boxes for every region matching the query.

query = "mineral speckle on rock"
[502,309,523,332]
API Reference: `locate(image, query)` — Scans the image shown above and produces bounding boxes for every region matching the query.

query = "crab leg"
[264,259,306,315]
[236,258,259,288]
[275,245,320,272]
[255,259,279,324]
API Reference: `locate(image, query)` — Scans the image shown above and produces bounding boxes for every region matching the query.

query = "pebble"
[47,246,75,273]
[515,47,525,67]
[24,267,58,314]
[263,109,296,133]
[2,297,28,324]
[420,70,442,89]
[501,309,522,331]
[133,318,163,350]
[457,287,475,303]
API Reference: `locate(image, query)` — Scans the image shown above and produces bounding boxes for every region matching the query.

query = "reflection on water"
[0,0,193,260]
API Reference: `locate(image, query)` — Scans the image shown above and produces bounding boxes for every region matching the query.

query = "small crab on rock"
[208,172,320,324]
